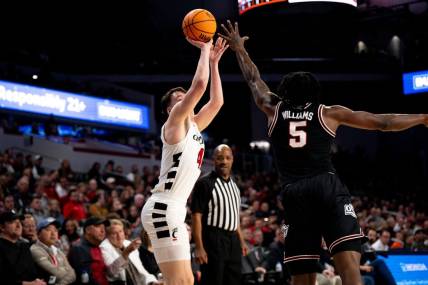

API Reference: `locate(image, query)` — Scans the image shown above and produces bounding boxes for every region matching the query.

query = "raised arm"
[167,39,212,126]
[194,37,229,131]
[323,105,428,133]
[219,20,275,122]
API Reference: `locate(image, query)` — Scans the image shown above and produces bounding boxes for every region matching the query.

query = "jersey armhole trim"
[318,104,336,138]
[268,101,282,137]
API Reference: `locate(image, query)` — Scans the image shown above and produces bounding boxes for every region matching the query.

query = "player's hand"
[322,269,335,278]
[218,20,249,52]
[186,37,213,52]
[209,37,229,64]
[195,246,208,264]
[125,238,142,253]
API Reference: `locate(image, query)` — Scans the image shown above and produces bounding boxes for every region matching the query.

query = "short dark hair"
[277,71,320,107]
[160,87,187,118]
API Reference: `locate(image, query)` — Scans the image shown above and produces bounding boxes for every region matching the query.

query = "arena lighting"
[238,0,287,15]
[389,35,402,59]
[0,80,150,129]
[288,0,357,6]
[238,0,357,15]
[356,41,368,54]
[250,140,271,151]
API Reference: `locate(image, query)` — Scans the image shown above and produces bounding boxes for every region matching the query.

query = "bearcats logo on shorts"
[344,204,357,218]
[172,227,178,241]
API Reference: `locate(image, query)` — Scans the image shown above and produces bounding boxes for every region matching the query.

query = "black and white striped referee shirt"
[191,171,241,231]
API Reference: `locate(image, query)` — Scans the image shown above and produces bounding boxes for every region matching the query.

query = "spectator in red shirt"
[63,190,86,222]
[68,217,108,285]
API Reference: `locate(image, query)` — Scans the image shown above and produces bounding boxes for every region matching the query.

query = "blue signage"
[0,80,149,129]
[403,70,428,95]
[379,254,428,285]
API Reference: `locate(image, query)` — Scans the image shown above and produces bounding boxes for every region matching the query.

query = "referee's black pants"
[200,226,242,285]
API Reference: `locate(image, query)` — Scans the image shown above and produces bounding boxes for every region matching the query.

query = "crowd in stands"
[0,146,427,285]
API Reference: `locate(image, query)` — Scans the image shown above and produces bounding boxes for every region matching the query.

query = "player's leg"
[332,249,362,285]
[291,273,317,285]
[142,199,192,284]
[281,181,322,285]
[321,173,364,285]
[158,259,194,285]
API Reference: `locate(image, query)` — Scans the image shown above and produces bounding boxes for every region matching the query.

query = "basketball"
[182,9,217,43]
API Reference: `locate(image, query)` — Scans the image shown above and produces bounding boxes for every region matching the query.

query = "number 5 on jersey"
[289,121,307,148]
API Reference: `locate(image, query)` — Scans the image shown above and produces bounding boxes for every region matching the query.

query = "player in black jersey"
[220,21,428,285]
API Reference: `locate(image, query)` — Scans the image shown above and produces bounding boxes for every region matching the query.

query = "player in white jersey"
[141,37,228,285]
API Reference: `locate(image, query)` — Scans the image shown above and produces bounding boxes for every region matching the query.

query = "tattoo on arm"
[235,49,272,112]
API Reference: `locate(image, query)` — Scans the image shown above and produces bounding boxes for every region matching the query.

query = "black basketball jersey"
[268,101,335,185]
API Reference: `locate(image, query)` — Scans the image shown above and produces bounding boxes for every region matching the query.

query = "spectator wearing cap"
[63,190,87,222]
[21,213,38,244]
[32,155,45,180]
[411,229,428,251]
[31,217,76,285]
[68,217,108,285]
[100,219,160,285]
[0,211,46,285]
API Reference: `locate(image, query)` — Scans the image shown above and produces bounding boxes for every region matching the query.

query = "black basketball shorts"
[280,172,363,275]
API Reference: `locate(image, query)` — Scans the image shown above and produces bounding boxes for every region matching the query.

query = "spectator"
[55,176,69,200]
[411,229,428,251]
[263,227,286,272]
[31,217,76,285]
[21,213,38,244]
[134,194,145,212]
[138,227,160,277]
[58,159,75,182]
[27,195,47,223]
[126,164,140,184]
[87,179,99,202]
[372,230,390,251]
[4,194,17,212]
[103,160,115,179]
[32,155,45,180]
[88,162,102,182]
[0,211,46,285]
[63,190,86,222]
[366,228,377,245]
[100,219,160,285]
[14,176,31,212]
[68,217,109,285]
[59,219,80,255]
[390,231,405,249]
[89,192,109,219]
[47,199,65,225]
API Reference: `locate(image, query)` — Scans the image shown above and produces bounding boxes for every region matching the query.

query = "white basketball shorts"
[141,194,190,263]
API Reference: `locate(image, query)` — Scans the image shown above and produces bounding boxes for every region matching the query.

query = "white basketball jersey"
[151,122,205,201]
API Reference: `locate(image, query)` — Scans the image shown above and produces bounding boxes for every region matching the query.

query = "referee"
[191,144,248,285]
